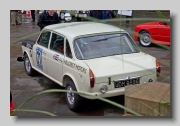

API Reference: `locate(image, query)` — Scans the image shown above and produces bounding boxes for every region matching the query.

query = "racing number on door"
[36,47,43,70]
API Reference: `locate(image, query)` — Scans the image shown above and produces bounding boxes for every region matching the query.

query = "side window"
[50,33,64,54]
[37,31,51,48]
[66,40,72,59]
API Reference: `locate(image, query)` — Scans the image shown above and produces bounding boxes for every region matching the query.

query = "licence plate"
[79,14,87,17]
[114,78,140,88]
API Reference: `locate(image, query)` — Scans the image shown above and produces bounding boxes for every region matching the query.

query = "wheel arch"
[62,74,80,91]
[23,50,34,67]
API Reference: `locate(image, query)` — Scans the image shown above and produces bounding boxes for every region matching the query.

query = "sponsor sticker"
[53,54,59,61]
[36,47,43,70]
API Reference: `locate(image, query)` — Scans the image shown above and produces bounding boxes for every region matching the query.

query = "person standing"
[126,10,133,23]
[31,10,35,22]
[37,10,60,31]
[11,10,22,26]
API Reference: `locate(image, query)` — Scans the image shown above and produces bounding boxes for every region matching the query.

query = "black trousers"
[31,10,35,21]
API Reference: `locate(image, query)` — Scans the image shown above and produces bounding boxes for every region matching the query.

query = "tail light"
[89,69,95,88]
[156,59,161,77]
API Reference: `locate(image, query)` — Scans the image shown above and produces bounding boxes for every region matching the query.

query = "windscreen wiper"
[91,35,124,42]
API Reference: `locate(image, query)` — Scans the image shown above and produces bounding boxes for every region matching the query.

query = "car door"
[45,32,65,83]
[32,30,51,74]
[157,21,170,43]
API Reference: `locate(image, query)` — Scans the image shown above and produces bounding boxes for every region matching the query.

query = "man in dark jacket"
[31,10,35,22]
[37,10,60,31]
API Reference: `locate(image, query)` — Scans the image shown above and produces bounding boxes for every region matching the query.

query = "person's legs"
[17,11,22,24]
[32,12,35,22]
[15,12,22,25]
[11,11,16,25]
[31,10,35,22]
[126,16,130,23]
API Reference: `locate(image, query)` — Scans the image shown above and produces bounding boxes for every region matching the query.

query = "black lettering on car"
[64,60,87,74]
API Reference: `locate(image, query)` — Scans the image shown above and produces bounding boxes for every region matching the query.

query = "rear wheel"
[24,54,35,76]
[139,31,152,47]
[65,79,82,111]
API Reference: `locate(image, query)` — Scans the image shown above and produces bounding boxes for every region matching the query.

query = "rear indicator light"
[89,69,95,88]
[156,59,161,77]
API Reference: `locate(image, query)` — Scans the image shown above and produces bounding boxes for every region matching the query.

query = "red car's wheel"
[139,31,152,47]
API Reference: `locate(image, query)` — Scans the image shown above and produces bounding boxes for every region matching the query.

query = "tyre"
[24,54,35,76]
[60,12,65,20]
[139,31,152,47]
[65,79,82,111]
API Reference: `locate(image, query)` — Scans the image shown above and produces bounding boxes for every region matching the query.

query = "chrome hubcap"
[140,33,151,46]
[143,36,150,43]
[25,58,31,72]
[67,86,75,105]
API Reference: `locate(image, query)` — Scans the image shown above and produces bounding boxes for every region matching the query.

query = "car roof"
[44,22,126,39]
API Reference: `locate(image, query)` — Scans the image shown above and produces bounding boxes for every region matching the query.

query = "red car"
[10,90,14,115]
[134,16,170,47]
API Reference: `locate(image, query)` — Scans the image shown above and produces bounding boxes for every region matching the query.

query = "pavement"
[10,11,170,117]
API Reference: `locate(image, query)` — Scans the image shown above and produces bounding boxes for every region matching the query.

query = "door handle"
[42,51,46,54]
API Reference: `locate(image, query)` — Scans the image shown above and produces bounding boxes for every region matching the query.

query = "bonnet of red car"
[138,21,160,26]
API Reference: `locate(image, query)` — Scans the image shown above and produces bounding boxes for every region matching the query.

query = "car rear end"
[73,32,160,99]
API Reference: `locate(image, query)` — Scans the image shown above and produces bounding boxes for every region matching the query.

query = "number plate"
[114,78,140,88]
[78,14,87,17]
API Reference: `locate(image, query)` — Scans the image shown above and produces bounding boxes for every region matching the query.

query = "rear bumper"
[80,88,125,99]
[79,74,157,99]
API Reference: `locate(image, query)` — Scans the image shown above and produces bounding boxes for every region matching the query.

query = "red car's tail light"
[156,59,161,77]
[89,69,95,88]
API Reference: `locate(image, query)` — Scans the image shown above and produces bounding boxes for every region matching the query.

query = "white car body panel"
[20,22,158,99]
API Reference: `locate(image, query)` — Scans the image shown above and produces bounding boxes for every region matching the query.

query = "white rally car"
[17,22,161,111]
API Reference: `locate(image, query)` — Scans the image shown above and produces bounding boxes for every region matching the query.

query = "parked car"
[17,22,161,111]
[134,16,170,47]
[74,10,90,21]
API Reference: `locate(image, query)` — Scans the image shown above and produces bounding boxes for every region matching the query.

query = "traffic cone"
[28,11,31,17]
